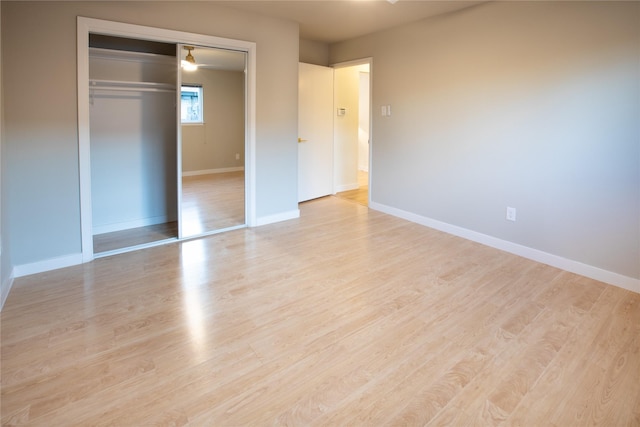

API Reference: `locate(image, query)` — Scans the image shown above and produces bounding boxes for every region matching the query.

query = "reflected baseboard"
[183,167,244,177]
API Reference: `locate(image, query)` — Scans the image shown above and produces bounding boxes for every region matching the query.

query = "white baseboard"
[370,201,640,294]
[14,253,84,278]
[1,267,15,311]
[256,209,300,226]
[335,182,359,193]
[182,167,244,177]
[93,214,176,235]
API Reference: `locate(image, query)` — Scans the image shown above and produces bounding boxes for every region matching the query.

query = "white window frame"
[181,84,204,124]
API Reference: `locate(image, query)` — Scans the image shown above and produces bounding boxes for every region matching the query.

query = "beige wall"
[331,1,640,284]
[2,1,299,269]
[182,69,245,173]
[300,39,329,66]
[0,0,11,309]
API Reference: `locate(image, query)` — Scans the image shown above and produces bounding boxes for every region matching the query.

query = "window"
[181,85,203,124]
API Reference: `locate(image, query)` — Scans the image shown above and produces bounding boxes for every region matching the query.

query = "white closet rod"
[90,79,176,93]
[91,86,175,94]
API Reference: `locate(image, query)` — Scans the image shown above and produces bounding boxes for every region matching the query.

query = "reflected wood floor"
[181,171,245,237]
[93,171,245,253]
[2,197,639,425]
[93,221,178,253]
[335,170,368,206]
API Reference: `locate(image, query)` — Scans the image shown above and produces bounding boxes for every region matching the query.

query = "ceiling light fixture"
[387,0,399,3]
[181,46,198,71]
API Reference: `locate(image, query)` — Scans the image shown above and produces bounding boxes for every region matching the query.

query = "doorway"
[296,59,372,207]
[333,61,371,207]
[77,17,256,262]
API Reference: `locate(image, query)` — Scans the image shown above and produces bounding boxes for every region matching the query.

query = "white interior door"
[298,62,334,202]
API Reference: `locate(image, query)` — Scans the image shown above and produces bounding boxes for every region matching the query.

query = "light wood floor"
[93,171,245,253]
[2,197,639,425]
[335,170,368,206]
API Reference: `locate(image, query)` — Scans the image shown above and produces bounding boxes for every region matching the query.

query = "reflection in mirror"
[180,46,246,237]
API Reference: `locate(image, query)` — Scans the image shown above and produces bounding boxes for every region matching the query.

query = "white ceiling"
[217,0,485,44]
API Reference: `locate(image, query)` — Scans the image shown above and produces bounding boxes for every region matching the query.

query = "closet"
[89,35,178,254]
[84,31,249,257]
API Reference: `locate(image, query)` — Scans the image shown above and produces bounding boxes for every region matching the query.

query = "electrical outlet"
[506,207,517,222]
[235,153,240,160]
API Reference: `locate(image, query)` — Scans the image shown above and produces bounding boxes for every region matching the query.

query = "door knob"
[298,137,308,143]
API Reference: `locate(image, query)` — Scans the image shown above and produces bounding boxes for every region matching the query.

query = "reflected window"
[181,85,203,124]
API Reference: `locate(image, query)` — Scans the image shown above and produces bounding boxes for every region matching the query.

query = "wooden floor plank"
[335,170,368,206]
[1,196,638,425]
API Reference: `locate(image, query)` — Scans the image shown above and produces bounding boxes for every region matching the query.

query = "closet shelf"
[90,79,176,93]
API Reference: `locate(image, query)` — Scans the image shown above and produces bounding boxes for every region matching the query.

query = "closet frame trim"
[77,17,257,263]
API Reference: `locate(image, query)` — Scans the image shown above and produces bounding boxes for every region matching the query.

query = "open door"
[298,62,334,202]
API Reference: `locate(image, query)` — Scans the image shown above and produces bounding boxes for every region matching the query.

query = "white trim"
[1,268,15,312]
[176,43,184,239]
[245,45,257,227]
[78,19,93,263]
[95,224,246,259]
[370,201,640,294]
[256,209,300,227]
[182,167,244,177]
[335,182,359,193]
[78,17,257,257]
[94,238,178,259]
[331,57,374,69]
[93,215,176,235]
[13,254,84,279]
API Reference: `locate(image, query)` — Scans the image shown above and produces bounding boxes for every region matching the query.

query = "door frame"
[331,58,373,206]
[77,17,256,262]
